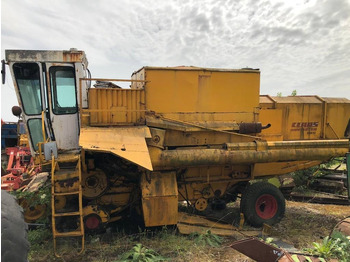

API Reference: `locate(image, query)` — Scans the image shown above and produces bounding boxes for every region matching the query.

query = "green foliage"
[291,158,342,189]
[308,236,338,259]
[277,92,282,97]
[15,184,51,207]
[306,233,350,261]
[189,230,222,247]
[330,231,350,262]
[28,228,52,249]
[291,166,318,188]
[262,237,279,248]
[14,184,51,224]
[118,244,167,262]
[291,90,297,96]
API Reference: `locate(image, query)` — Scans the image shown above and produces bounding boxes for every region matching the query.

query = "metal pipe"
[151,140,350,169]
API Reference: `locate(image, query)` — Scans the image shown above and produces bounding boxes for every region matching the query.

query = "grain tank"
[4,49,350,249]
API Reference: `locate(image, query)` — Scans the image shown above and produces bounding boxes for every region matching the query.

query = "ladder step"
[54,211,81,217]
[57,154,80,163]
[54,231,84,238]
[54,170,79,180]
[53,191,80,196]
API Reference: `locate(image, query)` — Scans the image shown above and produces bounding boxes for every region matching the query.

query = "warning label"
[291,122,318,134]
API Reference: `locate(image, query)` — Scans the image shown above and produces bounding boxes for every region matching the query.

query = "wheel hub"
[85,215,100,230]
[255,194,277,219]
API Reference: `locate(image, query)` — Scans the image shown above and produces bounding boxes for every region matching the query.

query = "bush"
[28,228,52,249]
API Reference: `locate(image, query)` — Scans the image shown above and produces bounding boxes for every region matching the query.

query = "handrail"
[80,77,147,83]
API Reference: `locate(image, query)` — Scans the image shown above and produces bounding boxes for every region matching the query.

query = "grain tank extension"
[4,49,350,240]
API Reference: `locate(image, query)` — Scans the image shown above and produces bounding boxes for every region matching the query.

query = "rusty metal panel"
[5,49,88,64]
[230,238,284,262]
[88,88,145,125]
[332,216,350,236]
[230,238,325,262]
[141,172,178,227]
[79,126,153,170]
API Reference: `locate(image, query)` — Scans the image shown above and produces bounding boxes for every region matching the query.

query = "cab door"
[46,63,79,151]
[10,62,50,154]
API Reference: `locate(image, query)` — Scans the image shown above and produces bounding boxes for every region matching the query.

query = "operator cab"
[5,49,89,155]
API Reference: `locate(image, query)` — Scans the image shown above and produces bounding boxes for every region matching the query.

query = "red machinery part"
[1,173,23,191]
[5,147,32,175]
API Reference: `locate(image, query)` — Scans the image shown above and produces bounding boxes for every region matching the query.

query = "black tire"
[240,182,285,227]
[1,190,29,262]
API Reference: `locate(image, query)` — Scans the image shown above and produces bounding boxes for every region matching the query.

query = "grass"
[27,199,350,261]
[270,201,342,248]
[27,226,236,262]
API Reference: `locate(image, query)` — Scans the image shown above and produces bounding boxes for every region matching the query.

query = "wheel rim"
[85,215,100,230]
[195,198,208,211]
[255,194,277,219]
[20,200,46,222]
[82,170,108,199]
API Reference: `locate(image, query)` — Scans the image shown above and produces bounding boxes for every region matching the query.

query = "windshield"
[50,66,77,114]
[13,63,42,115]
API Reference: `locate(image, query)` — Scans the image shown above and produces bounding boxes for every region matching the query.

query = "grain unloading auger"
[3,49,350,254]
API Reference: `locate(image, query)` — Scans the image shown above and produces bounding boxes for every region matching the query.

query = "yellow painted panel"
[326,102,350,139]
[253,161,321,177]
[259,96,350,141]
[88,88,145,125]
[259,109,283,135]
[137,68,260,122]
[282,103,323,140]
[141,172,178,227]
[79,126,153,170]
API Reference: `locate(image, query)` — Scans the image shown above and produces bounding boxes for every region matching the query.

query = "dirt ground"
[28,199,350,262]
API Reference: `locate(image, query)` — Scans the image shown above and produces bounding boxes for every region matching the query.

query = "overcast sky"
[1,0,350,121]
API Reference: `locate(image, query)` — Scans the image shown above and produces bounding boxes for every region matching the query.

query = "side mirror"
[12,106,22,117]
[1,60,5,84]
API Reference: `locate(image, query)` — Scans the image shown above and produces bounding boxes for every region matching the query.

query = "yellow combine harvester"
[4,49,350,253]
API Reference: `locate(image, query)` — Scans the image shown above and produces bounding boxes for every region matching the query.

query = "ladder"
[51,154,84,257]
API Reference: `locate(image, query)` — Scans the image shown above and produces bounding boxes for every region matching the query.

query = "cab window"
[27,118,45,151]
[50,67,77,114]
[13,63,42,115]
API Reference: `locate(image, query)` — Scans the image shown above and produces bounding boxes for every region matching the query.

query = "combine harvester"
[2,49,350,255]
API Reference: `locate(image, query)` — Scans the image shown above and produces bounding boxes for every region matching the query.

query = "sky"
[1,0,350,121]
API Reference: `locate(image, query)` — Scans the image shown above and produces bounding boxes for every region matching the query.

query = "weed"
[305,233,350,261]
[117,243,167,262]
[308,236,338,259]
[330,231,350,262]
[189,230,222,247]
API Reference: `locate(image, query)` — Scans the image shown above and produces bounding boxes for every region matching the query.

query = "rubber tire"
[240,182,285,227]
[1,190,29,262]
